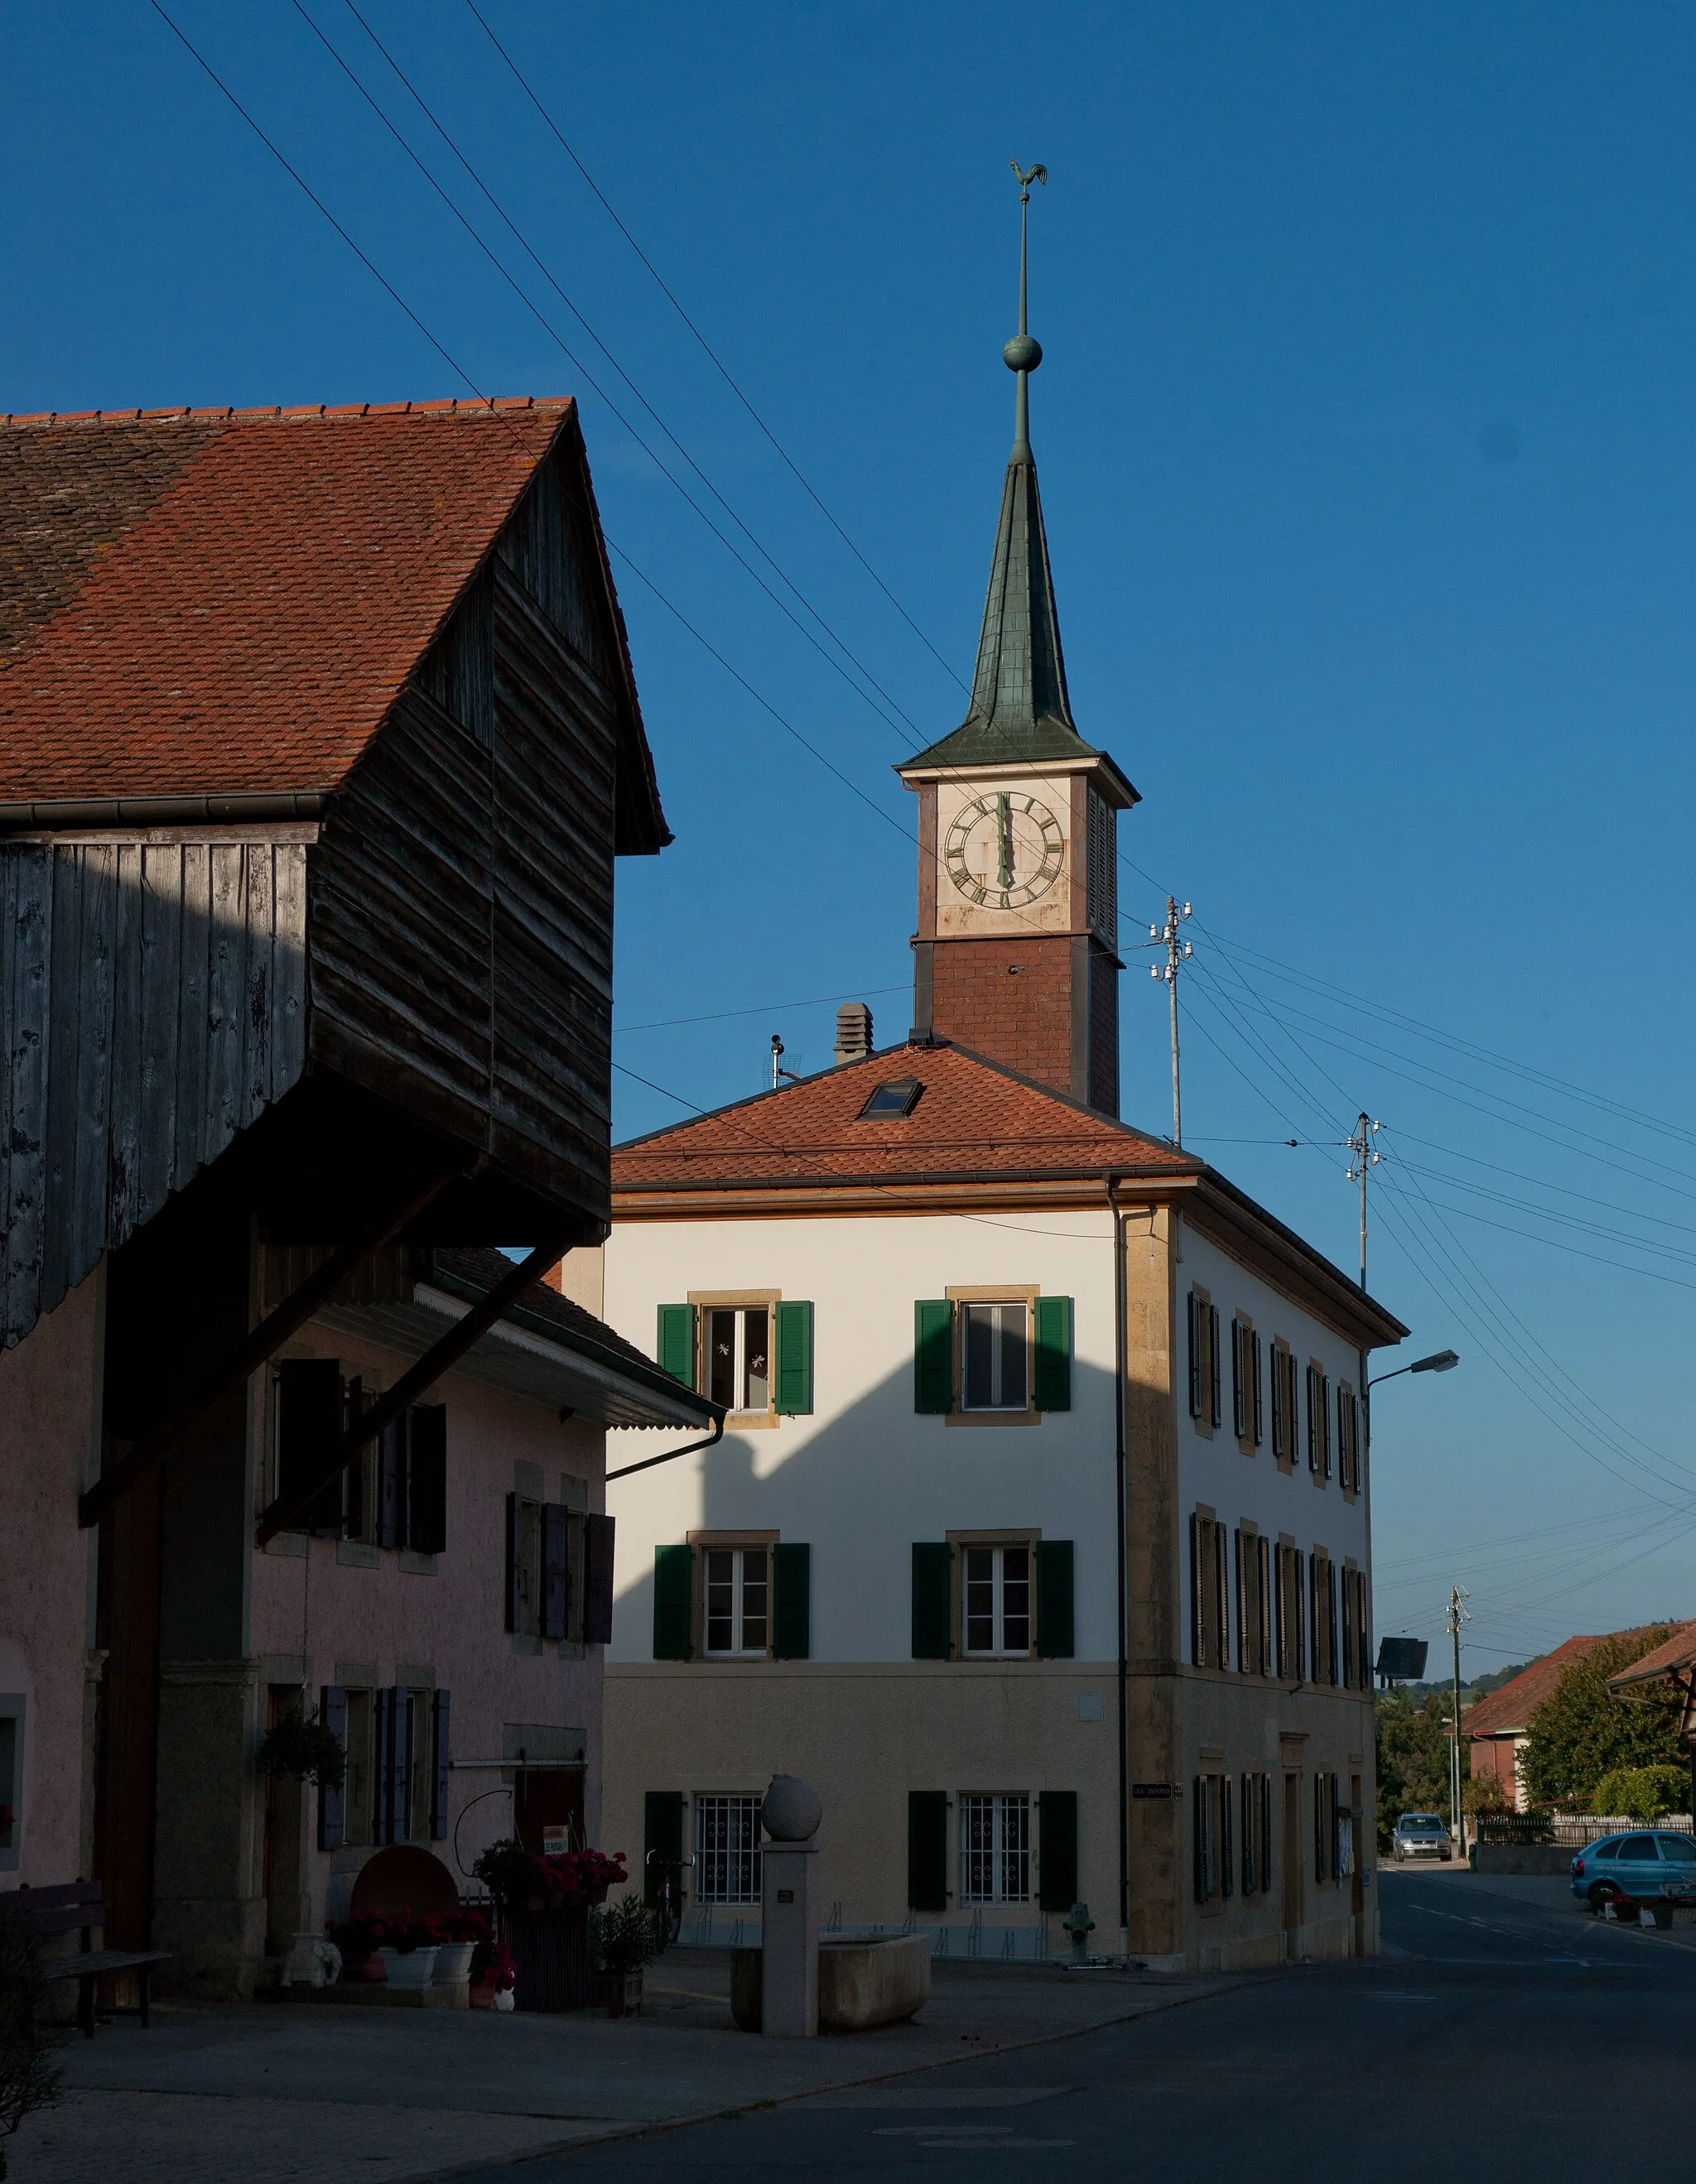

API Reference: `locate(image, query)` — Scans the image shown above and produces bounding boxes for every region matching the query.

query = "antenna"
[770,1034,801,1090]
[1137,897,1192,1146]
[1345,1113,1382,1290]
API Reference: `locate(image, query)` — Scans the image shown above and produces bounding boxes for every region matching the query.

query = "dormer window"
[859,1076,923,1118]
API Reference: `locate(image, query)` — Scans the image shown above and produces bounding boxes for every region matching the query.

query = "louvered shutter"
[504,1494,523,1633]
[1208,1305,1221,1426]
[407,1405,447,1554]
[1260,1536,1273,1673]
[643,1791,684,1907]
[1221,1777,1235,1898]
[657,1304,696,1385]
[377,1414,405,1549]
[773,1542,812,1659]
[774,1301,814,1414]
[430,1691,450,1840]
[1296,1554,1308,1681]
[908,1791,949,1912]
[1251,1331,1264,1445]
[1187,1292,1202,1417]
[373,1688,394,1845]
[911,1542,952,1659]
[913,1301,953,1412]
[1192,1777,1208,1902]
[583,1513,615,1646]
[653,1544,693,1661]
[1033,1296,1072,1411]
[393,1691,413,1843]
[277,1357,344,1536]
[317,1685,347,1851]
[542,1503,570,1641]
[1038,1791,1078,1912]
[1035,1540,1075,1658]
[1231,1321,1245,1439]
[1189,1513,1202,1666]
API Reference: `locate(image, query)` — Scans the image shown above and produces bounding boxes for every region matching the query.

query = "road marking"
[808,2088,1065,2109]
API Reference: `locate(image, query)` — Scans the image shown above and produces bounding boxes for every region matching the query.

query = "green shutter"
[657,1304,695,1386]
[908,1791,949,1912]
[774,1301,814,1415]
[653,1544,693,1660]
[911,1542,952,1659]
[1038,1790,1078,1912]
[913,1300,953,1412]
[643,1790,684,1907]
[1036,1539,1075,1658]
[1033,1296,1072,1411]
[773,1542,811,1658]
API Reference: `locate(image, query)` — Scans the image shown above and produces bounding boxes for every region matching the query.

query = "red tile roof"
[612,1039,1202,1188]
[0,399,574,802]
[1463,1625,1681,1739]
[1605,1621,1696,1693]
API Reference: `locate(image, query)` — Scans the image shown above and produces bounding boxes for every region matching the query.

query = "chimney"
[834,1001,873,1067]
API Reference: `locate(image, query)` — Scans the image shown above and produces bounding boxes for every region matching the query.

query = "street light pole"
[1447,1585,1469,1850]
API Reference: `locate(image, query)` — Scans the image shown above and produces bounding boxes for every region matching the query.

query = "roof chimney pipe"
[834,1002,873,1068]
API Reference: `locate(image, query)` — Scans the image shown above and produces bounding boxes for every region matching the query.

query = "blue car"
[1570,1830,1696,1910]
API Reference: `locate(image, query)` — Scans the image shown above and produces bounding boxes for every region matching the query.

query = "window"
[859,1076,922,1118]
[320,1683,449,1850]
[1341,1566,1370,1689]
[1337,1384,1361,1496]
[275,1360,446,1551]
[1314,1772,1340,1883]
[1235,1527,1270,1676]
[1187,1290,1221,1431]
[959,1793,1030,1903]
[1616,1834,1659,1861]
[704,1546,769,1657]
[1306,1364,1331,1479]
[1190,1513,1230,1671]
[695,1794,763,1903]
[1274,1542,1307,1681]
[507,1497,612,1646]
[1241,1773,1272,1894]
[963,1544,1032,1657]
[707,1306,770,1413]
[1231,1318,1263,1447]
[0,1696,21,1872]
[1270,1342,1299,1469]
[962,1303,1028,1412]
[1192,1774,1232,1903]
[344,1687,374,1845]
[1657,1835,1696,1864]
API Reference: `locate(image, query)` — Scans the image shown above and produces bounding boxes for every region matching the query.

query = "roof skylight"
[858,1077,923,1118]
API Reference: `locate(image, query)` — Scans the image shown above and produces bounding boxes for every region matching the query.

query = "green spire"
[903,161,1101,774]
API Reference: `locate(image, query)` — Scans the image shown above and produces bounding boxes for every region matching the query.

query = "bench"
[0,1880,171,2038]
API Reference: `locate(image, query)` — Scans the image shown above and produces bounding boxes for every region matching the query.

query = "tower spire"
[1007,161,1046,458]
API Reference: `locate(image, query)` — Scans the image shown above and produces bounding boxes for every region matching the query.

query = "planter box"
[590,1969,643,2018]
[377,1947,439,1991]
[500,1906,590,2013]
[819,1936,930,2030]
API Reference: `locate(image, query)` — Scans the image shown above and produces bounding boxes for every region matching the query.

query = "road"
[493,1870,1696,2181]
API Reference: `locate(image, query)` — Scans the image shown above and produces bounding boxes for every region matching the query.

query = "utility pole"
[1146,897,1192,1147]
[1446,1585,1469,1850]
[1345,1114,1381,1290]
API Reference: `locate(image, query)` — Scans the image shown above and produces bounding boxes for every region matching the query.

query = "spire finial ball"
[1003,334,1043,373]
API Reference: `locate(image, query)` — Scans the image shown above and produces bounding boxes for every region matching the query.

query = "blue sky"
[8,0,1696,1672]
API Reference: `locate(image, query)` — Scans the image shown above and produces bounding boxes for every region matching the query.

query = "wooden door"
[514,1768,585,1856]
[1281,1771,1303,1942]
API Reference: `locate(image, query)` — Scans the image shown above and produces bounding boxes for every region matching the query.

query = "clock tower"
[900,170,1138,1117]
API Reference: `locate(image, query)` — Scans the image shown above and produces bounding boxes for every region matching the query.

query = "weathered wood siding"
[1,838,307,1345]
[308,443,621,1227]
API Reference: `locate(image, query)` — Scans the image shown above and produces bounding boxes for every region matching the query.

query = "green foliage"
[1590,1764,1689,1822]
[1375,1691,1454,1849]
[1520,1629,1685,1805]
[590,1893,658,1975]
[256,1707,346,1790]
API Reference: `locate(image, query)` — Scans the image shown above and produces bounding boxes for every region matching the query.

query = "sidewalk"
[7,1951,1248,2183]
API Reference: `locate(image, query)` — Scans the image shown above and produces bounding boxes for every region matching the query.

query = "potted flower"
[367,1910,441,1992]
[258,1708,347,1789]
[432,1907,490,1987]
[470,1941,517,2011]
[470,1840,629,2010]
[329,1916,388,1982]
[589,1893,658,2017]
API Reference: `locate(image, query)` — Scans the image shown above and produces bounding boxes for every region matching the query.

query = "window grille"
[959,1792,1030,1903]
[694,1794,763,1903]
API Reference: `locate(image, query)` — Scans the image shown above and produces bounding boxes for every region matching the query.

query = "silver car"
[1392,1811,1453,1861]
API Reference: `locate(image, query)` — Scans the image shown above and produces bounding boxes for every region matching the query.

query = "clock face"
[943,791,1065,909]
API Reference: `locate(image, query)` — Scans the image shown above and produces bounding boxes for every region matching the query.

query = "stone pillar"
[759,1774,822,2039]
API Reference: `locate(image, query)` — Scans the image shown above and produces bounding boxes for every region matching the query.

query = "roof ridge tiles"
[3,394,571,428]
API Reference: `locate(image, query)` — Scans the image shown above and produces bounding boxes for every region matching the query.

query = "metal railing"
[1477,1811,1695,1848]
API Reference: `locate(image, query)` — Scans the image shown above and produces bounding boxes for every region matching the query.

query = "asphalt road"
[490,1871,1696,2182]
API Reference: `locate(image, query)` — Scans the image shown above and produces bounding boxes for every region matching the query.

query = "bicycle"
[645,1852,691,1949]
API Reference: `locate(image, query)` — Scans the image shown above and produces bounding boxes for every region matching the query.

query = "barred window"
[959,1792,1030,1903]
[694,1794,763,1903]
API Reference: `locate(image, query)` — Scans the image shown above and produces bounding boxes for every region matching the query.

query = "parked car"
[1570,1830,1696,1910]
[1391,1813,1453,1862]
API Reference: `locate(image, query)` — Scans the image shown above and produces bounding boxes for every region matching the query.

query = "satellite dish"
[1376,1636,1429,1683]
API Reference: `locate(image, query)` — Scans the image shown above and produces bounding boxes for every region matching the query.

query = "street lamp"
[1367,1349,1459,1389]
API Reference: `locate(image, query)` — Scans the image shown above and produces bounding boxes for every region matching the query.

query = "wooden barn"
[0,398,716,1994]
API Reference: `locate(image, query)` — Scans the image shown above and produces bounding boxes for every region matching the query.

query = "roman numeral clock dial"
[943,791,1064,909]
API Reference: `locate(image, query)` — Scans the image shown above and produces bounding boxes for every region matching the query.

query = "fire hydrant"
[1062,1901,1096,1965]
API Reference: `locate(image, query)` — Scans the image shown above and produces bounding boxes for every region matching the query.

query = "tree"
[1520,1628,1686,1806]
[1376,1691,1455,1847]
[1590,1764,1688,1822]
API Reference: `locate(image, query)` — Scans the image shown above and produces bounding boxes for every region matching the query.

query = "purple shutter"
[504,1494,523,1633]
[374,1688,394,1844]
[393,1691,412,1843]
[431,1691,450,1840]
[584,1513,615,1646]
[378,1415,405,1551]
[542,1503,570,1642]
[318,1686,347,1850]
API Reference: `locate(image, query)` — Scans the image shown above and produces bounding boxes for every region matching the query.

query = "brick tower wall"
[928,935,1077,1098]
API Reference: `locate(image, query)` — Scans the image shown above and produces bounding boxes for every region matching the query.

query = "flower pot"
[590,1969,643,2018]
[377,1946,439,1991]
[433,1941,476,1984]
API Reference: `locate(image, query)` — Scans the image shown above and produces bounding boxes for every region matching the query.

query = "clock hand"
[997,793,1014,888]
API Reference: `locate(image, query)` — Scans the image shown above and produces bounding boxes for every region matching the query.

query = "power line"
[614,984,909,1036]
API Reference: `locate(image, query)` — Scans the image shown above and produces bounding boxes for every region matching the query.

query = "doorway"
[1281,1771,1303,1950]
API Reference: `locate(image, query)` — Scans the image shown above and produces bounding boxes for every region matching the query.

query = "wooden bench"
[0,1880,171,2038]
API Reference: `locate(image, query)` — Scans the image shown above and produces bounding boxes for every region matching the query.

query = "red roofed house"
[0,399,716,1997]
[1467,1625,1696,1809]
[597,310,1405,1972]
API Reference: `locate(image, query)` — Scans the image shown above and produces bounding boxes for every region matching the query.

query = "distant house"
[0,398,716,1992]
[1465,1626,1682,1809]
